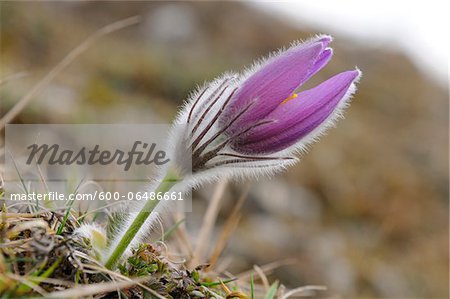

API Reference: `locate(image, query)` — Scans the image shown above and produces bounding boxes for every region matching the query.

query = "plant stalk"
[105,170,179,269]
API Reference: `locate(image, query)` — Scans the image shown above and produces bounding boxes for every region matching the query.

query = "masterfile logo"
[26,141,170,171]
[3,124,192,210]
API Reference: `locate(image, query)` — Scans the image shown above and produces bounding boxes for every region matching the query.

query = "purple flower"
[171,35,360,177]
[101,35,362,269]
[219,36,361,154]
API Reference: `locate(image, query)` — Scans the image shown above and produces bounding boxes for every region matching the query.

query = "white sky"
[250,0,449,85]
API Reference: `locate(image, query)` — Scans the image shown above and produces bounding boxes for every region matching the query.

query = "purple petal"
[317,35,333,47]
[220,36,332,135]
[232,70,360,154]
[309,48,333,78]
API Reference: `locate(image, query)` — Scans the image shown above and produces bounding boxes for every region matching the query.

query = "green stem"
[104,170,180,269]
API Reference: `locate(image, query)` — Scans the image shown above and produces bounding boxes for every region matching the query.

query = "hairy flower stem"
[104,170,180,269]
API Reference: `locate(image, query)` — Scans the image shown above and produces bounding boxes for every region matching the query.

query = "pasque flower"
[104,35,361,269]
[220,36,360,154]
[176,35,361,177]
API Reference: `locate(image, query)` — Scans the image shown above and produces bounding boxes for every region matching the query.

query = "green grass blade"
[56,178,85,234]
[250,274,255,299]
[200,277,236,287]
[264,281,279,299]
[16,257,63,293]
[56,198,75,235]
[156,218,185,242]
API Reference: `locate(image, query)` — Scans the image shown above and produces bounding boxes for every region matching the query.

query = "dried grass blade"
[190,179,227,267]
[0,16,141,130]
[208,184,250,269]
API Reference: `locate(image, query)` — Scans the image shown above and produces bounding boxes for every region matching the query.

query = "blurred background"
[0,1,448,298]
